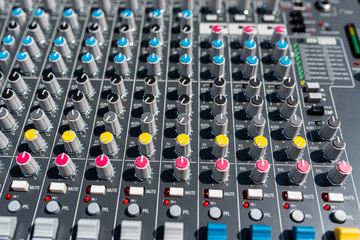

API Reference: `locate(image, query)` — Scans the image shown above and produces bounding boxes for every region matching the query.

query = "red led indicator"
[163,199,170,206]
[203,201,209,207]
[123,198,129,204]
[323,204,331,211]
[318,21,324,27]
[44,195,51,202]
[5,193,12,200]
[283,203,290,209]
[354,61,359,66]
[243,202,249,208]
[84,196,90,202]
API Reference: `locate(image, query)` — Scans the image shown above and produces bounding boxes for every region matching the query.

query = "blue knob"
[22,36,33,45]
[292,226,316,240]
[86,37,97,46]
[12,8,23,16]
[121,9,133,18]
[245,39,256,48]
[82,53,93,63]
[212,39,224,48]
[63,8,74,17]
[250,225,271,240]
[114,53,126,63]
[182,10,192,18]
[117,38,128,47]
[3,35,14,44]
[247,56,258,65]
[277,40,288,49]
[147,54,159,63]
[54,37,65,46]
[16,52,28,61]
[149,38,160,47]
[180,38,191,48]
[207,223,227,240]
[280,56,291,66]
[152,9,162,18]
[49,52,61,61]
[180,54,191,64]
[34,8,44,17]
[92,9,103,18]
[213,55,224,64]
[0,51,9,59]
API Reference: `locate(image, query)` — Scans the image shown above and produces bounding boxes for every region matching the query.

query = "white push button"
[48,182,67,194]
[164,222,184,240]
[10,180,29,192]
[0,217,17,240]
[88,185,106,195]
[120,220,142,240]
[32,217,59,240]
[76,219,100,240]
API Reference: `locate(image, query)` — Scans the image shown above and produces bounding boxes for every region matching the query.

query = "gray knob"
[63,8,79,29]
[104,111,121,134]
[213,113,228,136]
[0,50,11,71]
[30,109,51,131]
[181,24,193,41]
[174,156,190,181]
[76,73,94,97]
[289,160,310,185]
[54,36,71,58]
[89,23,104,44]
[211,0,222,13]
[16,152,38,176]
[72,91,90,115]
[121,9,136,30]
[319,116,340,140]
[92,9,107,30]
[178,94,192,115]
[126,0,138,11]
[99,132,118,156]
[179,54,192,77]
[117,37,132,59]
[286,136,306,160]
[62,130,81,153]
[114,53,129,75]
[0,131,9,150]
[181,10,193,27]
[143,93,157,114]
[144,76,159,96]
[211,55,225,77]
[49,51,66,74]
[266,0,280,14]
[25,129,46,152]
[211,77,226,97]
[141,112,156,135]
[12,7,27,26]
[45,201,60,214]
[2,89,22,112]
[81,53,97,76]
[151,9,164,28]
[238,0,251,14]
[283,114,302,139]
[176,113,191,135]
[240,25,255,46]
[22,36,40,58]
[150,24,163,43]
[119,24,134,43]
[16,52,35,74]
[182,0,194,10]
[8,71,27,94]
[49,155,66,178]
[85,37,101,59]
[138,133,155,157]
[271,26,287,47]
[249,136,268,159]
[43,0,57,12]
[135,155,151,180]
[213,135,229,158]
[154,0,166,11]
[211,39,224,59]
[175,133,191,157]
[110,75,126,96]
[59,22,75,44]
[243,56,259,79]
[37,89,56,113]
[178,76,192,96]
[147,53,161,76]
[274,56,291,79]
[250,159,270,184]
[21,0,34,11]
[179,38,192,56]
[272,40,289,63]
[66,109,85,132]
[42,72,61,96]
[246,95,263,119]
[99,0,111,11]
[245,78,261,99]
[277,77,295,101]
[241,40,256,61]
[0,107,16,130]
[323,137,346,162]
[280,96,298,119]
[248,114,266,138]
[212,158,230,182]
[107,93,124,115]
[95,154,114,179]
[2,35,16,52]
[28,22,45,44]
[327,161,352,185]
[7,21,21,39]
[212,94,227,116]
[34,8,50,30]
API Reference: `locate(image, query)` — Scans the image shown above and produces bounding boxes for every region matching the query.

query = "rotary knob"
[327,161,352,185]
[319,116,340,140]
[277,78,295,101]
[240,25,255,46]
[250,159,270,184]
[174,156,190,181]
[81,53,97,75]
[55,153,76,177]
[274,56,292,80]
[241,40,256,61]
[16,52,35,74]
[114,53,129,75]
[147,54,161,76]
[66,109,85,132]
[212,158,230,183]
[150,24,163,43]
[135,155,151,180]
[7,21,21,39]
[283,114,302,139]
[212,113,228,136]
[0,50,11,71]
[178,76,192,96]
[245,78,261,100]
[212,94,227,116]
[16,152,39,176]
[289,160,310,185]
[179,38,192,56]
[138,132,155,156]
[37,89,56,113]
[12,7,27,26]
[59,22,75,43]
[63,8,79,29]
[211,77,226,97]
[54,37,71,58]
[280,96,298,120]
[0,107,16,131]
[211,25,223,43]
[0,131,9,151]
[213,135,229,158]
[100,132,118,155]
[104,111,121,135]
[2,89,22,112]
[117,37,132,59]
[179,54,192,77]
[271,26,287,47]
[323,137,346,162]
[72,91,90,115]
[243,56,259,79]
[250,136,267,159]
[22,36,40,58]
[272,40,289,63]
[178,94,191,115]
[34,8,50,30]
[211,55,225,77]
[286,136,306,160]
[76,73,94,97]
[141,112,156,135]
[211,39,224,59]
[89,23,104,44]
[62,130,81,154]
[144,76,159,96]
[248,114,266,138]
[25,129,46,152]
[92,9,107,30]
[176,113,191,135]
[149,38,162,58]
[30,108,51,132]
[28,22,45,44]
[175,134,191,157]
[107,93,124,115]
[95,154,114,179]
[246,95,263,119]
[110,75,126,96]
[8,71,28,94]
[86,37,101,59]
[181,10,193,27]
[2,35,16,52]
[181,24,192,40]
[143,93,157,114]
[150,9,164,28]
[49,51,66,74]
[119,24,134,44]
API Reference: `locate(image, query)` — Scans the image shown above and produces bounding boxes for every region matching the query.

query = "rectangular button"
[165,187,184,198]
[262,14,276,22]
[48,182,67,194]
[327,193,344,203]
[164,222,184,240]
[306,82,320,92]
[88,185,106,195]
[244,189,263,200]
[76,219,100,240]
[308,92,322,103]
[33,217,59,240]
[204,189,224,199]
[120,220,142,240]
[0,216,17,240]
[128,187,145,197]
[205,14,218,22]
[10,180,29,192]
[234,14,246,22]
[284,191,303,201]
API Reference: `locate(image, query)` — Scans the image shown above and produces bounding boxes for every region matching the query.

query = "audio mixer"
[0,0,359,239]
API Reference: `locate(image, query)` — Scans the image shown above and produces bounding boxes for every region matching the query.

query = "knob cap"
[174,156,190,181]
[323,137,346,162]
[176,113,191,135]
[8,71,28,94]
[274,56,291,79]
[211,39,224,59]
[151,9,164,28]
[110,75,126,96]
[54,36,71,58]
[0,50,11,71]
[34,8,50,30]
[76,73,93,97]
[179,54,192,76]
[28,22,45,44]
[114,53,129,75]
[289,160,310,185]
[147,53,161,76]
[107,93,124,115]
[12,7,27,26]
[141,112,156,135]
[59,22,75,43]
[327,161,352,185]
[213,135,229,158]
[212,94,227,116]
[181,24,192,40]
[175,134,191,157]
[42,72,61,96]
[248,114,266,138]
[211,55,225,77]
[63,8,79,29]
[25,129,46,152]
[179,38,192,56]
[2,35,16,52]
[135,156,151,180]
[89,23,104,44]
[272,40,289,63]
[17,152,39,176]
[148,38,162,58]
[277,78,295,101]
[241,40,256,61]
[7,21,21,39]
[2,89,22,112]
[30,108,51,132]
[319,116,340,140]
[144,76,159,96]
[85,37,101,59]
[100,132,118,155]
[178,94,192,115]
[22,36,40,58]
[271,26,287,46]
[118,37,132,59]
[95,154,114,179]
[178,76,192,96]
[250,159,270,184]
[212,158,230,182]
[62,130,81,153]
[0,107,16,131]
[92,9,107,30]
[138,132,155,156]
[250,136,267,159]
[213,113,228,136]
[81,53,97,75]
[55,153,76,177]
[240,25,255,46]
[286,136,306,160]
[49,51,66,74]
[119,24,134,43]
[283,114,302,139]
[243,56,259,79]
[67,109,85,132]
[181,10,193,27]
[280,96,298,119]
[37,89,56,113]
[104,111,121,135]
[0,131,9,150]
[246,95,263,119]
[72,91,90,115]
[211,25,223,42]
[150,24,163,43]
[16,52,35,74]
[143,93,157,114]
[211,77,226,97]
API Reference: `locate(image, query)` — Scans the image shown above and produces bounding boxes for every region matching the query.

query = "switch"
[282,191,303,201]
[207,223,227,240]
[164,187,184,198]
[334,227,360,240]
[76,219,100,240]
[164,222,184,240]
[292,226,315,240]
[120,220,142,240]
[87,185,106,195]
[204,189,224,199]
[250,159,270,184]
[243,189,263,200]
[124,186,145,197]
[250,224,271,240]
[10,180,30,192]
[48,182,67,194]
[32,217,59,240]
[0,217,17,240]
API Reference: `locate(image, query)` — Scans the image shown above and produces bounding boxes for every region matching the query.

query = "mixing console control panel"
[0,0,359,239]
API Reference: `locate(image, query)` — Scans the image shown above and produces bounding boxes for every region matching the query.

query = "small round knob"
[30,108,51,132]
[62,130,81,154]
[213,135,229,158]
[81,53,97,76]
[323,137,346,162]
[211,39,224,59]
[95,154,114,179]
[0,107,16,131]
[248,114,266,138]
[327,161,352,185]
[63,8,79,29]
[150,9,164,28]
[119,24,134,44]
[143,93,157,114]
[274,57,292,80]
[211,55,225,77]
[121,10,136,29]
[175,134,191,157]
[271,26,287,46]
[246,95,263,119]
[22,36,40,58]
[212,94,227,116]
[92,9,107,30]
[66,109,86,132]
[319,116,340,140]
[76,73,94,97]
[144,76,159,96]
[212,113,228,136]
[104,111,121,135]
[54,36,71,58]
[245,78,261,100]
[289,160,310,185]
[147,54,161,76]
[280,96,298,119]
[8,71,28,94]
[241,40,256,62]
[149,37,162,58]
[179,54,192,77]
[140,112,156,135]
[28,22,45,44]
[176,113,191,135]
[250,136,267,160]
[277,78,295,101]
[16,151,39,176]
[212,158,230,182]
[34,8,50,30]
[16,51,35,74]
[37,89,56,113]
[117,37,132,59]
[110,75,126,96]
[250,159,270,184]
[211,77,226,98]
[99,132,118,155]
[286,136,306,160]
[240,25,255,46]
[2,89,22,112]
[46,201,61,214]
[114,53,129,75]
[59,22,75,43]
[138,133,155,156]
[72,91,90,115]
[89,23,104,44]
[173,156,190,181]
[178,76,192,96]
[177,94,191,115]
[12,7,27,26]
[127,203,141,217]
[242,56,259,79]
[85,37,101,59]
[135,155,151,180]
[87,202,101,216]
[283,114,302,139]
[55,153,76,178]
[49,51,66,74]
[272,40,289,63]
[25,129,46,152]
[179,38,192,56]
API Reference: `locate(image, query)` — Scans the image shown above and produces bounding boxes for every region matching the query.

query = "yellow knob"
[215,135,228,146]
[139,133,152,144]
[100,132,113,143]
[25,129,39,140]
[293,136,306,148]
[62,130,76,142]
[176,134,190,145]
[254,136,267,148]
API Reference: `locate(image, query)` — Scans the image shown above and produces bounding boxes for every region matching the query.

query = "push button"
[250,225,271,240]
[334,227,360,240]
[207,223,227,240]
[292,226,315,240]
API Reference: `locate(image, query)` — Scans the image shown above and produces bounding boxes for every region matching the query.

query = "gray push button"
[0,216,17,240]
[249,208,263,221]
[76,219,100,240]
[120,220,142,240]
[331,210,347,224]
[32,217,59,240]
[209,207,222,220]
[169,205,182,218]
[290,209,305,223]
[127,203,141,217]
[87,202,101,216]
[45,201,61,214]
[163,222,184,240]
[8,200,21,213]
